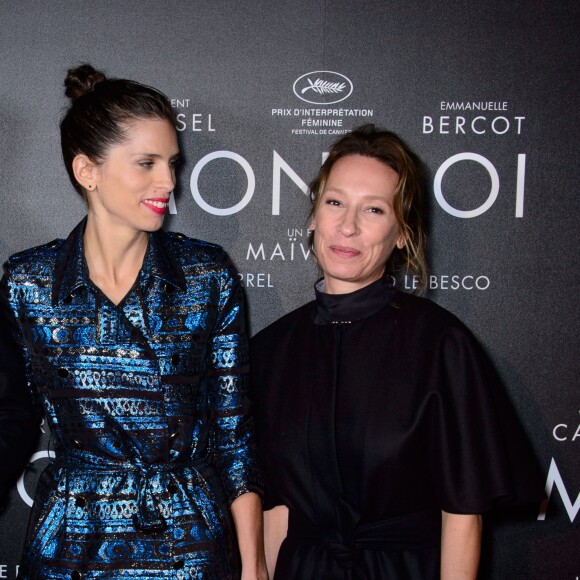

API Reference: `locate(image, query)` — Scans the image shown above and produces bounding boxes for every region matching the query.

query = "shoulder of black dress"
[251,300,315,345]
[389,291,470,335]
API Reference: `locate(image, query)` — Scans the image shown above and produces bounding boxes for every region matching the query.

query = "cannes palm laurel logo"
[293,71,353,104]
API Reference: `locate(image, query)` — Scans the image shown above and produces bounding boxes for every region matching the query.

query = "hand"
[231,492,269,580]
[241,563,269,580]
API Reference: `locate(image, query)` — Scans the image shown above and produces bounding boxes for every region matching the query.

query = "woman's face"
[310,154,404,295]
[87,118,179,234]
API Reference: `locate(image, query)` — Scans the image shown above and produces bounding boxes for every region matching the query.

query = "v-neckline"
[89,273,141,308]
[83,236,149,307]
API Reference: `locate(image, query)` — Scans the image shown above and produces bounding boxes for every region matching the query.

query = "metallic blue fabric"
[1,219,261,579]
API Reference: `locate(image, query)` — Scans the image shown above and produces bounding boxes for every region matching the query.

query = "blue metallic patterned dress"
[1,219,261,580]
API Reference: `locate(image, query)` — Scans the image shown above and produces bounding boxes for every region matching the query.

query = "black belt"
[285,504,440,577]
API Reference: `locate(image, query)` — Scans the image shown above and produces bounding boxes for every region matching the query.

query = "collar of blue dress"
[51,217,187,305]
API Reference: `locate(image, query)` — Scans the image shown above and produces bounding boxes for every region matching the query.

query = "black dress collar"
[313,274,395,325]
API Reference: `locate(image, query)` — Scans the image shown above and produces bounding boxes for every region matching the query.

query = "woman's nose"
[157,164,176,191]
[339,209,359,236]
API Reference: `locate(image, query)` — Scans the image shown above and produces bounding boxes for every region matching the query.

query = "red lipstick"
[142,198,170,215]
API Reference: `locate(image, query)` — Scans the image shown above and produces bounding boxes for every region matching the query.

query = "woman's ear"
[396,233,406,250]
[72,154,98,192]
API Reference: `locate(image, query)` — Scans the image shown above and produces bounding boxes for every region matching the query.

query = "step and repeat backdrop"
[0,1,578,577]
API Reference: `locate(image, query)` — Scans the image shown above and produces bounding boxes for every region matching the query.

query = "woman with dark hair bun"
[0,64,267,579]
[251,125,544,579]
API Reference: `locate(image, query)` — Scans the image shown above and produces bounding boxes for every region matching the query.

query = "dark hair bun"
[64,64,107,101]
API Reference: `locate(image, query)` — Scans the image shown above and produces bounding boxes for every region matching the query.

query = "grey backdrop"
[0,1,578,578]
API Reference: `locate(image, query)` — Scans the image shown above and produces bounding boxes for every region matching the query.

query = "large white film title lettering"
[538,458,580,523]
[434,153,526,218]
[184,150,526,218]
[190,151,256,216]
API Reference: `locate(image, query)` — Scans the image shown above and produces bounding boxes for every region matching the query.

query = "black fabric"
[312,275,395,324]
[0,273,41,501]
[280,506,441,579]
[251,278,544,579]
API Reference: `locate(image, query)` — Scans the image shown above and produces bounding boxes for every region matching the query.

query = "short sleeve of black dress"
[426,320,544,513]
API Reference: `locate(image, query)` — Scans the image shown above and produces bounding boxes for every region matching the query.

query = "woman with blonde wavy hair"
[251,124,543,579]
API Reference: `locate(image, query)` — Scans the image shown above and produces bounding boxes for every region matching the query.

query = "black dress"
[250,276,543,580]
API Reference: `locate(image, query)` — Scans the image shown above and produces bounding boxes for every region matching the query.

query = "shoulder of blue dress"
[162,230,227,263]
[3,238,64,276]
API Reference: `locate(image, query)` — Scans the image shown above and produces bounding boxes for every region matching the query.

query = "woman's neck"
[83,213,149,304]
